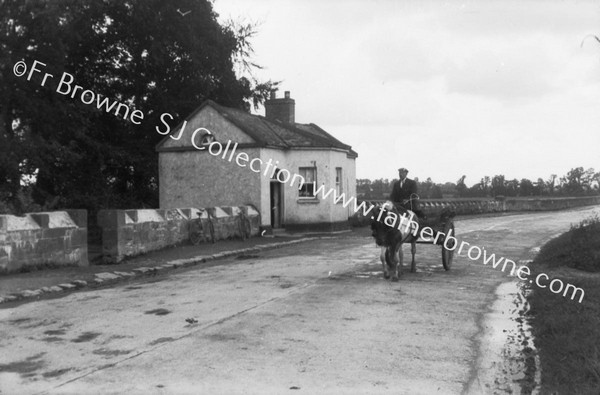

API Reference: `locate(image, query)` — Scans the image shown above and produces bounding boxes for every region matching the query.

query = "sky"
[212,0,600,186]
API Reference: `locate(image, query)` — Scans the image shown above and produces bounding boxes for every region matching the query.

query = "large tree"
[0,0,276,214]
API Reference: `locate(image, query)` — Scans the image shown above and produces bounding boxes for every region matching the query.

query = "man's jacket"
[390,178,418,203]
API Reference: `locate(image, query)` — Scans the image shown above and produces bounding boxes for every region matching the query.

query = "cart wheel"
[442,221,455,270]
[189,221,203,245]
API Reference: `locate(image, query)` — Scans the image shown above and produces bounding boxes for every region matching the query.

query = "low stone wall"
[0,210,88,274]
[503,196,600,211]
[97,205,260,263]
[351,196,600,226]
[419,199,504,218]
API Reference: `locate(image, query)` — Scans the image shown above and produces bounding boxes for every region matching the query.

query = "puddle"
[92,348,132,357]
[205,333,239,342]
[44,329,66,336]
[149,337,175,346]
[145,308,171,316]
[0,352,46,378]
[466,281,540,394]
[42,368,73,378]
[124,286,144,291]
[8,317,32,325]
[42,336,64,342]
[71,331,101,343]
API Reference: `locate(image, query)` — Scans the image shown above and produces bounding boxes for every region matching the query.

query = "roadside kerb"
[0,237,332,305]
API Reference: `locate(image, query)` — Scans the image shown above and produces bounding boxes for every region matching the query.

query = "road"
[0,206,598,395]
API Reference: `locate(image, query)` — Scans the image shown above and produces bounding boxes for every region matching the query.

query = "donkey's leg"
[392,244,402,282]
[380,247,390,279]
[410,241,417,273]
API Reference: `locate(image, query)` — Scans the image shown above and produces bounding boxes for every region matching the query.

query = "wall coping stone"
[1,211,82,232]
[4,215,40,231]
[127,209,165,224]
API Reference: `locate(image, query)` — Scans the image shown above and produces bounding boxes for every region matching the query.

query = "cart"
[414,208,456,270]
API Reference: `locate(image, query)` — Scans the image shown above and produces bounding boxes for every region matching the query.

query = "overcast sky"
[213,0,600,186]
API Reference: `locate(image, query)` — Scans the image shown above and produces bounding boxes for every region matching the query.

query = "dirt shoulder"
[526,214,600,394]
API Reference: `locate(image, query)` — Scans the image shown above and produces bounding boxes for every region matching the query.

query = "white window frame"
[298,166,317,198]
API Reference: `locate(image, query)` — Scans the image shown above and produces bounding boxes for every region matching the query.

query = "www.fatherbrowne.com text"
[13,58,584,303]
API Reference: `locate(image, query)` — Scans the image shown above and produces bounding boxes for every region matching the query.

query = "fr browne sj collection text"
[13,59,195,134]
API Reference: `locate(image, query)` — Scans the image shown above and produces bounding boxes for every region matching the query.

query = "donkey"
[370,201,419,281]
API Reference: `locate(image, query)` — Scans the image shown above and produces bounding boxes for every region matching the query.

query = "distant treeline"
[357,167,600,200]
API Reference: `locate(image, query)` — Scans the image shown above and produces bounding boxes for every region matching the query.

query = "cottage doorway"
[270,180,283,228]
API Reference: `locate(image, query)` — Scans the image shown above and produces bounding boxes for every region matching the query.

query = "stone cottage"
[155,91,358,232]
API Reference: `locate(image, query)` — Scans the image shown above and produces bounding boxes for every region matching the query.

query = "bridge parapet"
[98,205,260,263]
[0,210,88,274]
[351,196,600,226]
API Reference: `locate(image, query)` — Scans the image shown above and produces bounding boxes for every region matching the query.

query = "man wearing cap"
[390,168,424,217]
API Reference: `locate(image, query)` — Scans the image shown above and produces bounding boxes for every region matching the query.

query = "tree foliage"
[0,0,277,214]
[357,167,599,200]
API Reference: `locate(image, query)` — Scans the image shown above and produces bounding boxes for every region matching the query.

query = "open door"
[270,179,283,228]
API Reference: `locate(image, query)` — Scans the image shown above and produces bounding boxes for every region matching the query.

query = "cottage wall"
[261,148,357,231]
[158,103,358,232]
[159,106,261,210]
[159,149,262,210]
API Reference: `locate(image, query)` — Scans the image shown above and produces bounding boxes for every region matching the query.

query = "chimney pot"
[270,90,276,100]
[264,89,295,124]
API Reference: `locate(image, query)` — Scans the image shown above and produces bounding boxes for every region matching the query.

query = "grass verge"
[527,214,600,394]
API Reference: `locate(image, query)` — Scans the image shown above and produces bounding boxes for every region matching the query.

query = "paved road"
[1,206,598,394]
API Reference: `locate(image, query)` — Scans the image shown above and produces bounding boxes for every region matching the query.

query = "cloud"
[443,40,558,100]
[213,0,600,184]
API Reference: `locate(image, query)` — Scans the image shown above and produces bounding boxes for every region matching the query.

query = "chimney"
[265,90,295,124]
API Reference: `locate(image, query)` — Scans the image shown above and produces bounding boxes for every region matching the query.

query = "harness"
[378,201,419,244]
[394,193,420,212]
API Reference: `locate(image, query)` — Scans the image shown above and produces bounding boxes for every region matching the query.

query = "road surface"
[0,206,598,394]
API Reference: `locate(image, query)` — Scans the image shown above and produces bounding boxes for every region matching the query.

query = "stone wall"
[97,205,260,263]
[351,196,600,226]
[0,210,88,274]
[502,196,600,211]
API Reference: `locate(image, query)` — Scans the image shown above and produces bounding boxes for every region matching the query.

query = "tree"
[547,174,557,195]
[519,178,535,196]
[418,177,434,198]
[430,184,443,199]
[534,178,545,196]
[356,178,372,198]
[582,168,597,194]
[0,0,277,214]
[440,182,457,198]
[563,167,585,195]
[491,175,506,197]
[456,175,467,197]
[371,178,391,199]
[505,179,519,197]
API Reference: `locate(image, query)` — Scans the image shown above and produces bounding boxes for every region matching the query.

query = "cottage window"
[336,168,343,195]
[298,167,316,197]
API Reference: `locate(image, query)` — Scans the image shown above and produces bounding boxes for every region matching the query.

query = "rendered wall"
[97,206,260,263]
[0,210,88,274]
[261,148,357,230]
[159,148,262,210]
[158,105,261,210]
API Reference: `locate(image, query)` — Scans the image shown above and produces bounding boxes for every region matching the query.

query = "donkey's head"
[370,201,405,247]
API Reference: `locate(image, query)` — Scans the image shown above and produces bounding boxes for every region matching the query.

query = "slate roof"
[156,100,358,158]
